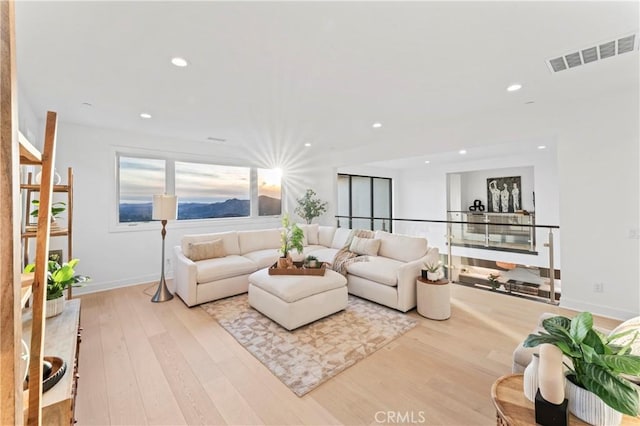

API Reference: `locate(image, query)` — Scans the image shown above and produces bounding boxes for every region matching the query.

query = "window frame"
[110,146,283,233]
[337,173,393,232]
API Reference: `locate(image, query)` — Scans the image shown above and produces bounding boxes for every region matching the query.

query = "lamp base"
[151,277,173,303]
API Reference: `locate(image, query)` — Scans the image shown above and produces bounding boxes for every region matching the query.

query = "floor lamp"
[151,194,178,303]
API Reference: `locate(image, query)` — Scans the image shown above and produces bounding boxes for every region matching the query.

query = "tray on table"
[268,261,327,276]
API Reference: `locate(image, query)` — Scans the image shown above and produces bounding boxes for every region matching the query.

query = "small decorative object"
[538,343,565,404]
[536,343,568,425]
[523,353,539,402]
[294,189,328,224]
[24,258,90,318]
[304,255,320,268]
[524,312,640,423]
[487,273,500,290]
[269,261,326,276]
[24,356,67,393]
[468,199,485,212]
[423,261,442,281]
[280,213,304,260]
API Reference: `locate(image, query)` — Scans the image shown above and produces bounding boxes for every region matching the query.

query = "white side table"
[416,277,451,320]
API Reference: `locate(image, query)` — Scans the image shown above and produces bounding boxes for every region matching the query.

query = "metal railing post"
[544,229,558,305]
[447,222,453,282]
[484,213,490,247]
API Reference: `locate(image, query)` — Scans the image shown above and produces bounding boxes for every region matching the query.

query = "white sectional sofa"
[173,224,439,312]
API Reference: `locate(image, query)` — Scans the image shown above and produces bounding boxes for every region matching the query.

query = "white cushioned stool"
[248,268,348,330]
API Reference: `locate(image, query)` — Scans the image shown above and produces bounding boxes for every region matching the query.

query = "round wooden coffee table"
[491,374,640,426]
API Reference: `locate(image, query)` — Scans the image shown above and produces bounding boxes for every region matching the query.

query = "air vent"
[546,33,638,73]
[206,136,227,142]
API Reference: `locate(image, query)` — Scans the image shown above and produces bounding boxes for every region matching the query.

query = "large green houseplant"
[523,312,640,416]
[294,189,327,224]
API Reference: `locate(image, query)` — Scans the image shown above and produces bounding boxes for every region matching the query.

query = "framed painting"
[487,176,521,213]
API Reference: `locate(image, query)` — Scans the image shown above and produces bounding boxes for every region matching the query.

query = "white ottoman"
[248,268,348,330]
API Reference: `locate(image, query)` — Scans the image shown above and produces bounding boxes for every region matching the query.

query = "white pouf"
[248,268,348,330]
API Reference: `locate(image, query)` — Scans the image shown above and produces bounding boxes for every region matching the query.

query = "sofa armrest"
[395,247,441,312]
[173,245,198,306]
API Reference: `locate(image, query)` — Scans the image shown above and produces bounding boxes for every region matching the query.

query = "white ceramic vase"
[426,271,439,281]
[565,378,622,426]
[523,354,539,402]
[45,295,65,318]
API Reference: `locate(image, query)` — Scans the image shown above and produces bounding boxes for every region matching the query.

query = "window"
[336,174,392,231]
[116,153,282,224]
[175,161,250,219]
[118,156,166,222]
[257,168,282,216]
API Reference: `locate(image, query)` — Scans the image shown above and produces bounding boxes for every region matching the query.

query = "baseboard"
[73,273,174,296]
[560,297,637,321]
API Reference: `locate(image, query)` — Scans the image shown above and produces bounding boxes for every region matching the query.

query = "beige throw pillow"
[188,239,226,261]
[349,236,381,256]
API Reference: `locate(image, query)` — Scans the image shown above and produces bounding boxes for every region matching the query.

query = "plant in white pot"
[422,261,442,281]
[24,258,90,318]
[524,312,640,425]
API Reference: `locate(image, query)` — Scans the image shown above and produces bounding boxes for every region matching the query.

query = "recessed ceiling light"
[507,83,522,92]
[140,113,152,119]
[538,145,547,150]
[171,57,188,67]
[459,149,467,155]
[424,160,430,164]
[372,122,382,128]
[304,143,312,147]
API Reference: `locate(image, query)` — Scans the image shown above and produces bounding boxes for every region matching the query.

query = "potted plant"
[423,262,442,281]
[294,189,328,224]
[24,258,90,318]
[304,255,320,269]
[487,273,501,290]
[279,214,304,268]
[523,312,640,424]
[29,199,66,230]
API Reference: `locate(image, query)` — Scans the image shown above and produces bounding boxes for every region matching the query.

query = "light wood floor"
[75,283,621,426]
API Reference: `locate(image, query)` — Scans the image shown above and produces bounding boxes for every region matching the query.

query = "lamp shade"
[152,194,178,220]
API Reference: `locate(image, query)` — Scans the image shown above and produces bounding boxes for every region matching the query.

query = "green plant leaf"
[583,329,607,354]
[580,363,639,416]
[542,317,573,342]
[24,263,35,273]
[555,340,581,358]
[52,265,74,283]
[601,354,640,375]
[570,311,593,344]
[523,333,559,348]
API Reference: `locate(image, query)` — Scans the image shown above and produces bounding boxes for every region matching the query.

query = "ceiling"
[14,1,640,167]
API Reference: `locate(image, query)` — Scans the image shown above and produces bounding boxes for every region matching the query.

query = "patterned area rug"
[201,294,417,396]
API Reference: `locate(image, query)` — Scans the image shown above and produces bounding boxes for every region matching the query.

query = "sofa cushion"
[305,247,339,264]
[318,226,336,247]
[298,223,319,245]
[238,229,281,254]
[183,231,240,257]
[187,239,226,261]
[331,227,352,249]
[349,236,381,256]
[346,256,404,287]
[608,316,640,354]
[196,255,257,283]
[374,231,427,262]
[242,248,281,269]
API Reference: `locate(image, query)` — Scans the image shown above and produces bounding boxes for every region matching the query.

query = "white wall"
[556,94,639,319]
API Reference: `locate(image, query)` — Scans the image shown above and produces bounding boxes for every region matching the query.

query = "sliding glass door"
[336,174,392,231]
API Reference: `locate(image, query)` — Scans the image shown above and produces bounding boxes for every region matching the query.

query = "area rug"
[201,295,417,396]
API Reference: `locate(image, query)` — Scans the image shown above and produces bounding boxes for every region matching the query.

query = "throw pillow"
[188,239,226,261]
[349,236,381,256]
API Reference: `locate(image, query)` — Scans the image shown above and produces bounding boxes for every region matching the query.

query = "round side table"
[416,277,450,320]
